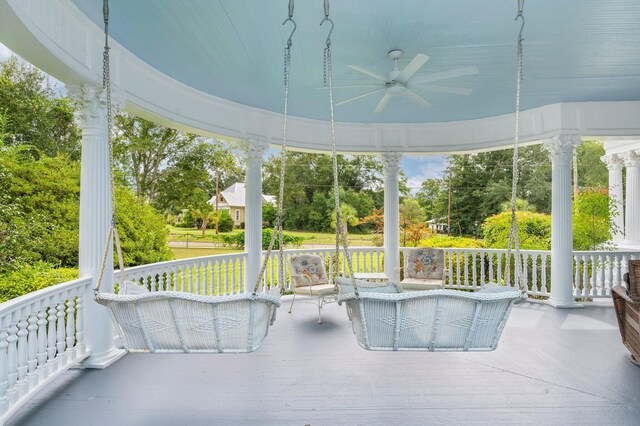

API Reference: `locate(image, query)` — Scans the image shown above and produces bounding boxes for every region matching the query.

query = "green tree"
[572,187,618,250]
[415,178,445,220]
[331,203,360,233]
[0,57,79,158]
[576,141,608,188]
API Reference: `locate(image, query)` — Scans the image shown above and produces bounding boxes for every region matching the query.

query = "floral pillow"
[403,248,444,280]
[289,255,328,287]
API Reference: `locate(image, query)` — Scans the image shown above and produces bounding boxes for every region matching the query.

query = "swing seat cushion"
[400,278,443,290]
[292,284,336,297]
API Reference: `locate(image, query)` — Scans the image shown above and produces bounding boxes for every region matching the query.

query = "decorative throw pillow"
[289,255,328,287]
[120,280,150,295]
[403,248,444,279]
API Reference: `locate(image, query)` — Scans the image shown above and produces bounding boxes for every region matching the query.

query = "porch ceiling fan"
[331,50,478,113]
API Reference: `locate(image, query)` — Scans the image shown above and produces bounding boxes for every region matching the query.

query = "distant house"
[427,218,448,234]
[208,182,275,227]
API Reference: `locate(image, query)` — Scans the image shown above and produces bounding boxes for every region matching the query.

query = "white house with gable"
[209,182,275,227]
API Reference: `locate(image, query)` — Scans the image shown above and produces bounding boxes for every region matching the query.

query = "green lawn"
[167,226,376,247]
[171,247,242,259]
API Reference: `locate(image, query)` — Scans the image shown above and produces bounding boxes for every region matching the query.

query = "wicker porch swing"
[328,0,529,351]
[94,0,299,353]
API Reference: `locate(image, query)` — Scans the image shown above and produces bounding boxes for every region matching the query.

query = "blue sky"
[1,42,446,191]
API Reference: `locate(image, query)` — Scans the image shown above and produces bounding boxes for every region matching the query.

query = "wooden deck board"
[8,297,640,425]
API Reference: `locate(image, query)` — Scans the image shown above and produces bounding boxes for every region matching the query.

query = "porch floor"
[8,296,640,425]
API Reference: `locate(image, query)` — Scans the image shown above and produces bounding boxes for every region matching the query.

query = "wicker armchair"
[612,259,640,366]
[400,248,446,291]
[288,254,337,324]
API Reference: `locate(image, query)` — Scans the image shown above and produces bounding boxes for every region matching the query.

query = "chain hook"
[320,17,334,48]
[282,17,297,49]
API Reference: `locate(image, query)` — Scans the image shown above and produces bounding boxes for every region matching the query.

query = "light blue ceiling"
[72,0,640,124]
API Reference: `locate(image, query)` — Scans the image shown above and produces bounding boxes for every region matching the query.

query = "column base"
[79,347,126,369]
[545,298,584,309]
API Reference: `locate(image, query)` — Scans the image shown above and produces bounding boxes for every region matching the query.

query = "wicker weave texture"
[628,260,640,300]
[96,292,280,353]
[339,290,518,351]
[612,285,640,363]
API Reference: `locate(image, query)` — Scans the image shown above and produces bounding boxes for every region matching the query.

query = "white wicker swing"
[94,0,298,353]
[324,1,528,352]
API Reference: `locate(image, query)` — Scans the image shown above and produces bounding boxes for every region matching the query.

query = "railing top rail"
[435,247,550,255]
[572,250,640,255]
[0,277,92,317]
[117,251,248,276]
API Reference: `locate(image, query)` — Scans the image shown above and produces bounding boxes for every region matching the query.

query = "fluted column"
[242,139,269,292]
[623,150,640,247]
[544,135,582,308]
[600,154,625,243]
[381,153,402,282]
[68,84,125,367]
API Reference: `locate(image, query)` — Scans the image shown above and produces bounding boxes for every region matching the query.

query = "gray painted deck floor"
[8,297,640,426]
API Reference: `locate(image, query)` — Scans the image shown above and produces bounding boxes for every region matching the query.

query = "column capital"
[600,154,625,171]
[68,84,106,127]
[241,139,269,163]
[68,84,127,127]
[543,135,581,164]
[380,152,402,173]
[622,150,640,168]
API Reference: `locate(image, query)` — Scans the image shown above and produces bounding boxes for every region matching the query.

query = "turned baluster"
[0,326,9,412]
[6,319,18,401]
[46,301,58,373]
[56,299,67,367]
[27,308,39,388]
[66,296,76,360]
[16,312,29,396]
[36,309,47,381]
[75,290,85,355]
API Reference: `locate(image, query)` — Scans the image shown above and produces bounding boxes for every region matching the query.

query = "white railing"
[425,248,552,297]
[116,253,248,295]
[115,247,638,299]
[573,251,640,298]
[0,277,91,424]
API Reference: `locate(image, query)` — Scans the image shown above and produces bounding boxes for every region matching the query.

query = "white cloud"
[403,155,447,195]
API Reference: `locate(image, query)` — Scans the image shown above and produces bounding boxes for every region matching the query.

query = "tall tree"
[0,57,79,158]
[113,114,193,202]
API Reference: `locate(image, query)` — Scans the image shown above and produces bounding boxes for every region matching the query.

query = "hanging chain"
[252,2,295,295]
[506,0,527,297]
[321,4,358,296]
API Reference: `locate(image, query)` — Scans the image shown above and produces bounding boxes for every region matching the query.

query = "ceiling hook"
[282,17,297,49]
[320,17,334,48]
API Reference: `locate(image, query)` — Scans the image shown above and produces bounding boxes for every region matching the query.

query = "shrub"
[0,262,78,303]
[220,229,305,250]
[114,187,174,267]
[483,211,551,250]
[218,210,234,233]
[419,235,485,249]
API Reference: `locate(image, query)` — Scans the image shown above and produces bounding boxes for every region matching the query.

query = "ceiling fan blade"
[374,91,392,113]
[395,54,430,83]
[411,66,479,84]
[335,88,385,107]
[318,84,381,90]
[347,65,388,82]
[415,84,473,95]
[404,89,432,108]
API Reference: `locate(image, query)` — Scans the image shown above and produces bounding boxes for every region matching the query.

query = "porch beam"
[544,135,583,308]
[69,84,125,367]
[381,153,402,282]
[243,139,269,292]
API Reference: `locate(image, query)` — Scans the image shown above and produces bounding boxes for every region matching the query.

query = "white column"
[600,154,625,243]
[243,139,269,293]
[69,85,125,367]
[623,150,640,247]
[381,152,402,282]
[544,135,583,308]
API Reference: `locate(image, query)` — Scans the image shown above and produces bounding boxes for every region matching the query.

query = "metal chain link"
[321,13,358,296]
[506,2,527,297]
[252,15,295,295]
